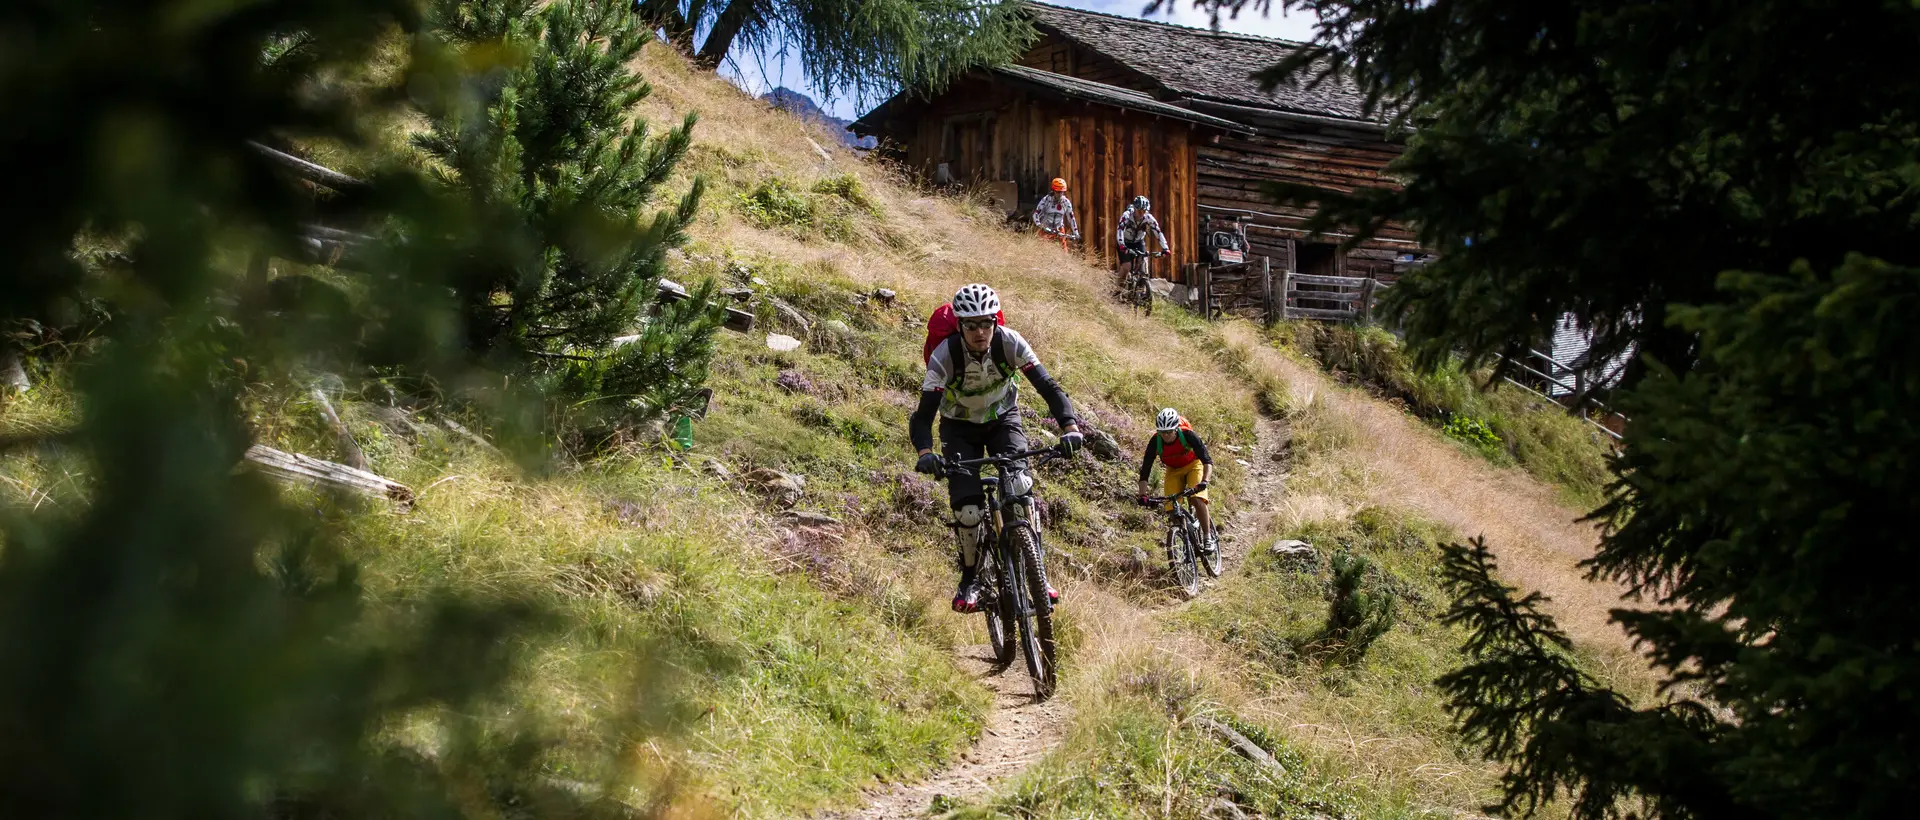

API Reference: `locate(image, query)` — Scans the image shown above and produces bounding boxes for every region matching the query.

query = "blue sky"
[716,1,1322,120]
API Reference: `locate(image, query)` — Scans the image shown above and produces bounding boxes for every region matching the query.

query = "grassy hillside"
[0,42,1637,819]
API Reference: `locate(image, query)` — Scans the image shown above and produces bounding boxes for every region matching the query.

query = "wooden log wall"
[1057,106,1200,280]
[1194,123,1422,283]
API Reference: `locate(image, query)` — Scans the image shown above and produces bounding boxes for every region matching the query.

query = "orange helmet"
[1050,177,1067,192]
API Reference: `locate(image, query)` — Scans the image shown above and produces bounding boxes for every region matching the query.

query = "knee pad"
[952,504,985,567]
[955,504,984,528]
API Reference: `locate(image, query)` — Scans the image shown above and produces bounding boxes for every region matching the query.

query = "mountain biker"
[1116,195,1171,267]
[1032,178,1080,239]
[1137,407,1217,555]
[912,283,1084,613]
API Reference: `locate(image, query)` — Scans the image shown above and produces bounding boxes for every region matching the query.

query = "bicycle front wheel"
[981,551,1016,665]
[1168,523,1200,599]
[1008,525,1057,700]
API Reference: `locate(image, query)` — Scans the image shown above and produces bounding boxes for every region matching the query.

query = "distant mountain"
[761,87,877,150]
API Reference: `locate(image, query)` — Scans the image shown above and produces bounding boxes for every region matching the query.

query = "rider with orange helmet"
[1031,177,1080,241]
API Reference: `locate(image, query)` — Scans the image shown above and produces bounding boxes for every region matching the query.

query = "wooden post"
[1360,277,1378,325]
[1261,256,1273,324]
[1278,267,1292,321]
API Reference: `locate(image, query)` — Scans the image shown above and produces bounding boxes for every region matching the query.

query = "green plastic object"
[671,414,694,450]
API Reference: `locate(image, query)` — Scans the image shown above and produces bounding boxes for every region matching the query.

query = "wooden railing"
[1277,271,1389,323]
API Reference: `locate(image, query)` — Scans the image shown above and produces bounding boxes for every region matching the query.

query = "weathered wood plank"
[244,444,414,507]
[1283,305,1360,321]
[1287,272,1373,287]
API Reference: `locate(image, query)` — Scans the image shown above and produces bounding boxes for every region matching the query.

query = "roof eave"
[1183,95,1394,134]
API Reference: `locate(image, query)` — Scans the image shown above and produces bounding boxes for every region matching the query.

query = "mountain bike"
[1037,226,1080,252]
[936,444,1064,700]
[1120,246,1166,316]
[1145,485,1218,598]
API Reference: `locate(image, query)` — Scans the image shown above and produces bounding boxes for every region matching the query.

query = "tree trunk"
[694,0,759,69]
[634,0,697,53]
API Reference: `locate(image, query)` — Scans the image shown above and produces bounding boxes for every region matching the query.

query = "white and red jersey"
[1117,207,1168,251]
[1031,192,1079,235]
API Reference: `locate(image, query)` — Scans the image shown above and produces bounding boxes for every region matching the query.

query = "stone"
[1087,429,1125,462]
[1235,458,1252,467]
[1268,539,1317,568]
[1147,278,1176,299]
[766,333,802,352]
[782,510,842,528]
[744,468,806,508]
[767,296,812,332]
[873,288,897,306]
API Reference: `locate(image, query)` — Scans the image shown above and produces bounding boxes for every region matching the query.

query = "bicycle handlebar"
[936,444,1066,478]
[1145,486,1205,503]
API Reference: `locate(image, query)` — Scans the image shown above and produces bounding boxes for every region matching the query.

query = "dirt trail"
[825,416,1296,818]
[818,646,1069,819]
[1217,415,1293,574]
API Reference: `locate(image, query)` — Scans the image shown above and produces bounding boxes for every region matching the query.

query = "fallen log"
[1190,716,1286,776]
[243,444,414,508]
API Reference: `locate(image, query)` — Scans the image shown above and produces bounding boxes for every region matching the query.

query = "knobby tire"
[1009,525,1057,700]
[981,542,1016,665]
[1168,518,1201,599]
[1199,521,1224,578]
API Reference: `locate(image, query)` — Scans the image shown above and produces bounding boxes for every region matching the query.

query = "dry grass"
[0,42,1661,818]
[622,42,1659,814]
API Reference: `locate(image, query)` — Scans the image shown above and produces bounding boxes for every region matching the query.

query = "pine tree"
[0,0,653,814]
[1320,550,1395,663]
[636,0,1036,105]
[417,0,723,437]
[1191,0,1920,816]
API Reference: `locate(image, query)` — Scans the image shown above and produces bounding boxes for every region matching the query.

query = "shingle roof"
[988,64,1246,130]
[1025,2,1377,123]
[850,63,1246,135]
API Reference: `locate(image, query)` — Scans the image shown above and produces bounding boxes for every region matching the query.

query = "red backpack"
[922,303,1005,364]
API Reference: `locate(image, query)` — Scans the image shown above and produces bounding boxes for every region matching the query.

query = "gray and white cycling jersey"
[1032,193,1079,235]
[1116,207,1169,250]
[922,327,1043,424]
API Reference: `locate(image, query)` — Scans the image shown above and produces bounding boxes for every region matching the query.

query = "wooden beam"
[243,444,414,508]
[248,141,367,192]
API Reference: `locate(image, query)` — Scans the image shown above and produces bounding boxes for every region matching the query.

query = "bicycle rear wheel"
[1008,525,1057,700]
[1198,521,1224,578]
[1168,523,1201,599]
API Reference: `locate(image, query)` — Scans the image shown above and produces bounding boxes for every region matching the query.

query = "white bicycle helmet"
[952,283,1001,319]
[1132,195,1151,212]
[1155,407,1180,431]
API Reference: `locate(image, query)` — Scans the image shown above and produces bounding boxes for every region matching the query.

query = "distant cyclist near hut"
[1032,177,1080,248]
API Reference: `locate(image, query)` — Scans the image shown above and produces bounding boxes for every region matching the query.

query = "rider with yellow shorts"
[1136,407,1217,556]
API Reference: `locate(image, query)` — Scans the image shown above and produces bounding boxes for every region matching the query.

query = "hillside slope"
[0,42,1644,819]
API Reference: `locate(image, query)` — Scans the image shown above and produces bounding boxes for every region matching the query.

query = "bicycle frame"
[1147,484,1206,597]
[938,444,1064,698]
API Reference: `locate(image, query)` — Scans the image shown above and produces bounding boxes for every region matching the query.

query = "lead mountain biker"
[1032,177,1080,239]
[1116,195,1171,267]
[912,283,1084,613]
[1137,407,1218,555]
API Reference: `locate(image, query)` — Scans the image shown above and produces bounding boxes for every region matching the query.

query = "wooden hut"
[854,2,1424,294]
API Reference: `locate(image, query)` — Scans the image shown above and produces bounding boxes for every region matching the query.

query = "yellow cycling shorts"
[1162,460,1208,510]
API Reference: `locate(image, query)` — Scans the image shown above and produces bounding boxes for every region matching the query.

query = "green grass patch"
[1273,321,1614,507]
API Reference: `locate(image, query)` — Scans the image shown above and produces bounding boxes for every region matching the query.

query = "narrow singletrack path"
[819,645,1069,819]
[825,416,1291,817]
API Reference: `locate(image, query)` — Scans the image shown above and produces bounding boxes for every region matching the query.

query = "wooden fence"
[1185,262,1391,325]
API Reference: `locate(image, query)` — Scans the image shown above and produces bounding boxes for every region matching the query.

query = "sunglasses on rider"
[959,318,996,332]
